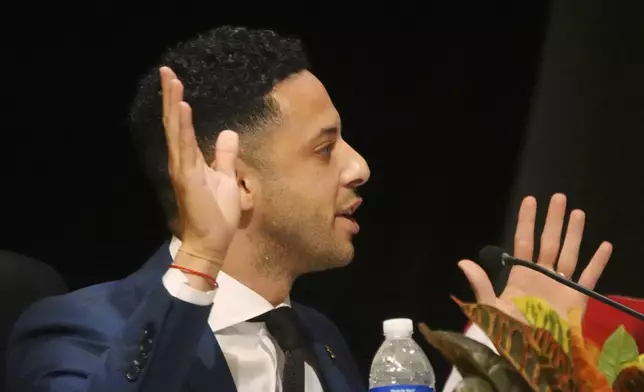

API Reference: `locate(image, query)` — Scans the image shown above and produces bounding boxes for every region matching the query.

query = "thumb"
[213,130,239,178]
[458,259,497,305]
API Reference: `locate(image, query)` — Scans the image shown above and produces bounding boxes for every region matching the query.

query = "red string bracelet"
[168,265,219,289]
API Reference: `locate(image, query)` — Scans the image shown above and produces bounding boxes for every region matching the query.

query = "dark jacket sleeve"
[6,277,211,392]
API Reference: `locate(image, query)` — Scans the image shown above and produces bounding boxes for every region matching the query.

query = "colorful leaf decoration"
[451,296,575,392]
[613,364,644,392]
[513,296,570,353]
[585,339,602,366]
[567,308,613,391]
[598,325,640,385]
[417,323,532,392]
[530,326,574,386]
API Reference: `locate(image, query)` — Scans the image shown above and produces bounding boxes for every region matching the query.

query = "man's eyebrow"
[311,126,339,140]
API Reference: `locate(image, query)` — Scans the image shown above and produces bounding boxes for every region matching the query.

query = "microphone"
[478,245,644,322]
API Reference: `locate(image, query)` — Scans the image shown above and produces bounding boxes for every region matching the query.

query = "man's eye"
[318,143,335,156]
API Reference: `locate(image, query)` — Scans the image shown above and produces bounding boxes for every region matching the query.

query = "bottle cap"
[383,318,413,337]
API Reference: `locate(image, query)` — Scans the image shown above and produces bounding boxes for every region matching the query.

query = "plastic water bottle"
[368,318,436,392]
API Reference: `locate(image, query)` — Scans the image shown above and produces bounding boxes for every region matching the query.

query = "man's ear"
[234,158,255,212]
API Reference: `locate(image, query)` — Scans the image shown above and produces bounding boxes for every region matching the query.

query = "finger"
[578,241,613,290]
[458,259,497,305]
[213,130,239,178]
[513,196,537,261]
[160,67,177,128]
[178,102,201,168]
[537,193,567,268]
[556,209,585,278]
[166,79,184,165]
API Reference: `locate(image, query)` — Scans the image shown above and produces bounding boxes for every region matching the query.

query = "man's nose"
[340,143,370,188]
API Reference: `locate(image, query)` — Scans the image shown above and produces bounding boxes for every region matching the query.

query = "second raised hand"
[457,193,613,322]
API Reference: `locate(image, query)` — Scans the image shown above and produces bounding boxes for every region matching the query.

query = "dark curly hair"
[129,26,310,231]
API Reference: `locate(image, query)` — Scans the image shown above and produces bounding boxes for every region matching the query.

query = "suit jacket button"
[144,324,155,339]
[134,355,148,369]
[139,338,153,354]
[125,365,141,381]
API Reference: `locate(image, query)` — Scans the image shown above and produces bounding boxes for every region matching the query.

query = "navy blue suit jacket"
[6,243,365,392]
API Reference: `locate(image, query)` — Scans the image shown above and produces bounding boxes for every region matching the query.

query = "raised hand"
[458,193,613,322]
[160,66,241,263]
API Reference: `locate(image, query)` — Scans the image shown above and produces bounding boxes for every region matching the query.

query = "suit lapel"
[310,341,353,392]
[185,330,238,392]
[182,329,352,392]
[294,305,353,392]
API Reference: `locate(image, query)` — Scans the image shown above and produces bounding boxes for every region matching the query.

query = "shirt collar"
[169,236,291,332]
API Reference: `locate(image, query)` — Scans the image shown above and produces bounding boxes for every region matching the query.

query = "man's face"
[253,70,370,275]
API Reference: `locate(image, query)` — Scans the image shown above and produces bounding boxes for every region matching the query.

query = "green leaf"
[598,325,639,385]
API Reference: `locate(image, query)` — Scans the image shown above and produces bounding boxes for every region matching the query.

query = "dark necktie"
[250,307,324,392]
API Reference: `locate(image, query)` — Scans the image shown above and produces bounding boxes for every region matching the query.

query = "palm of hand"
[204,165,241,230]
[496,267,585,322]
[459,194,613,323]
[188,163,241,252]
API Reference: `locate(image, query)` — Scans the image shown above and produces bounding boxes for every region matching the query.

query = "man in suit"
[8,26,369,392]
[7,25,616,392]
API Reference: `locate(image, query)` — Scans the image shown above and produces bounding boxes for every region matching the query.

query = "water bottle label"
[369,386,434,392]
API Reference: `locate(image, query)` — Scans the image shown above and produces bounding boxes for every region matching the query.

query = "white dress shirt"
[441,323,497,392]
[162,237,324,392]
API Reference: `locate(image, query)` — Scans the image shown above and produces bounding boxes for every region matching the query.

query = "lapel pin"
[324,344,336,360]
